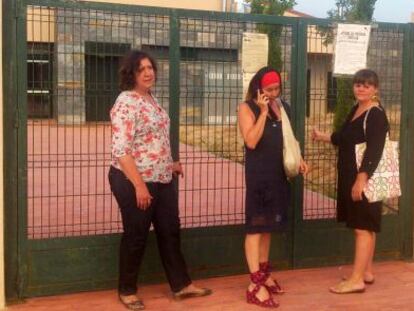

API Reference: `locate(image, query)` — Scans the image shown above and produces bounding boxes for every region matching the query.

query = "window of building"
[327,71,337,113]
[84,42,131,122]
[27,42,54,118]
[141,45,238,62]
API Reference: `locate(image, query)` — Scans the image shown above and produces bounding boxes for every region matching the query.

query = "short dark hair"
[245,66,282,102]
[353,69,379,88]
[119,50,158,91]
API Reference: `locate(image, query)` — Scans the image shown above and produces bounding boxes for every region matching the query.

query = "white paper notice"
[333,23,371,76]
[242,32,269,97]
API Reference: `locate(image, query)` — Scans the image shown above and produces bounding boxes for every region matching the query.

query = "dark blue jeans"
[108,166,191,295]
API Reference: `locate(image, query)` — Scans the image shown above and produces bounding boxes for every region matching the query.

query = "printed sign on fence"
[242,32,269,97]
[333,23,371,76]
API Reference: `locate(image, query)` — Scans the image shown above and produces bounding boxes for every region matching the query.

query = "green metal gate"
[3,0,414,301]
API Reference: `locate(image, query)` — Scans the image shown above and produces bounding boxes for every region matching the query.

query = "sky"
[293,0,414,23]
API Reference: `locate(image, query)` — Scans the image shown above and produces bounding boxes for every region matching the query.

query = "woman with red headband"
[238,67,308,308]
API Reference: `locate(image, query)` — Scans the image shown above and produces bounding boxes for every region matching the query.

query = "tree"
[327,0,377,23]
[327,0,377,131]
[245,0,296,70]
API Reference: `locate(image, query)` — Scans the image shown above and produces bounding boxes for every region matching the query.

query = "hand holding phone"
[256,89,269,114]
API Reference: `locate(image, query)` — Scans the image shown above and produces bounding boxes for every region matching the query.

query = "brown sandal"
[119,294,145,310]
[329,281,365,294]
[173,287,212,300]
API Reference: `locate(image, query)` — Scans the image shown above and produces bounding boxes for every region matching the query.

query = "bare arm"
[118,155,153,209]
[311,128,332,143]
[238,91,269,149]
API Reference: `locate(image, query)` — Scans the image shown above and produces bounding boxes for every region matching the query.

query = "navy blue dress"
[244,100,291,233]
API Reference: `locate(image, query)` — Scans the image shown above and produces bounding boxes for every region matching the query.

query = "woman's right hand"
[311,127,330,142]
[135,184,153,210]
[256,90,269,115]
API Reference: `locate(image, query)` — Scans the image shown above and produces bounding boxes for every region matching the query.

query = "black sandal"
[119,294,145,310]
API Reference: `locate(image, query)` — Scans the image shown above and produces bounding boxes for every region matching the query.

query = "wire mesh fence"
[26,4,294,238]
[25,2,404,239]
[27,5,171,238]
[177,16,293,227]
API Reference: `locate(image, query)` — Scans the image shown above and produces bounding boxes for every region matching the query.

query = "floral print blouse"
[110,91,173,183]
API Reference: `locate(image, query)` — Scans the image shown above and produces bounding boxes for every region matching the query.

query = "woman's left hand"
[299,159,309,175]
[351,173,368,201]
[172,161,184,178]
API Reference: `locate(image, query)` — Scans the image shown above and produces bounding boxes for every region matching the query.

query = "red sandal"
[246,271,279,308]
[260,262,285,295]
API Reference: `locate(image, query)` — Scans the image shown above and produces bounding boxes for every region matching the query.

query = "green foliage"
[333,78,354,131]
[245,0,296,70]
[327,0,377,23]
[247,0,296,15]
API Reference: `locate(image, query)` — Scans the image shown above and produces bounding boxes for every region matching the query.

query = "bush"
[333,78,354,131]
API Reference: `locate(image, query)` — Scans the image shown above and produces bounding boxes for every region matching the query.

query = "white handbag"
[355,107,401,203]
[280,104,301,178]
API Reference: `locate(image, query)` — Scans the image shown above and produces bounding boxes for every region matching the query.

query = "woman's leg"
[152,182,192,292]
[364,232,376,281]
[108,167,153,298]
[349,229,374,285]
[245,233,261,274]
[259,233,271,263]
[245,233,271,301]
[259,233,276,287]
[330,229,373,293]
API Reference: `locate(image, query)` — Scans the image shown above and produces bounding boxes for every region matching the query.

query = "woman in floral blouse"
[108,50,211,310]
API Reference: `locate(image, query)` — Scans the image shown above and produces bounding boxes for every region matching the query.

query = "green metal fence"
[3,0,414,300]
[25,3,296,237]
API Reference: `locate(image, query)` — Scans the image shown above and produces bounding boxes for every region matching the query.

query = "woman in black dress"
[238,67,308,308]
[312,69,389,294]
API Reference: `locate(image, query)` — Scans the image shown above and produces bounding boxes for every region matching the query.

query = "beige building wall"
[308,54,332,116]
[27,8,55,42]
[286,9,333,116]
[0,0,5,308]
[307,25,334,54]
[284,10,333,54]
[89,0,225,11]
[27,0,237,42]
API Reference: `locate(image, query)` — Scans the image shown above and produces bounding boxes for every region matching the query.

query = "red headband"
[261,71,281,88]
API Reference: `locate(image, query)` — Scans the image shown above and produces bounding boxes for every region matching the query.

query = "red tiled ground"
[8,261,414,311]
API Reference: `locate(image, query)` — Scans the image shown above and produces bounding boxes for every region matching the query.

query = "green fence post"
[3,0,20,301]
[16,0,29,298]
[169,10,180,162]
[291,18,308,267]
[400,23,414,260]
[4,0,29,301]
